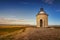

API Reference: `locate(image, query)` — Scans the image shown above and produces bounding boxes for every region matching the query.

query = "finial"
[40,8,44,11]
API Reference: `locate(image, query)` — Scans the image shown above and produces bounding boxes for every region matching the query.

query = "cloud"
[20,2,29,4]
[56,10,60,12]
[0,17,35,25]
[0,17,26,24]
[42,0,55,4]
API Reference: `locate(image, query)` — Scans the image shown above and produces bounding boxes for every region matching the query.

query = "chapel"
[36,8,48,27]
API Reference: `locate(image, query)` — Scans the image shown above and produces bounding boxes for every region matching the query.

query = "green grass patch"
[0,27,27,33]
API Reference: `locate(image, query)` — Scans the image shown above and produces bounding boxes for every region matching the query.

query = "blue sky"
[0,0,60,25]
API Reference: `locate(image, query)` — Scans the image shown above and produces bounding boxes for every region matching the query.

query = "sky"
[0,0,60,25]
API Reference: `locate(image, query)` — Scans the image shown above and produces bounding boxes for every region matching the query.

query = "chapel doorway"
[40,19,43,27]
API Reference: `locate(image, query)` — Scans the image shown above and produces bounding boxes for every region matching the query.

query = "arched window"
[40,19,43,27]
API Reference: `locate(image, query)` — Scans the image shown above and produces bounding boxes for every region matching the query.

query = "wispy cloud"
[42,0,55,4]
[0,17,34,25]
[0,17,26,24]
[20,2,29,4]
[56,10,60,12]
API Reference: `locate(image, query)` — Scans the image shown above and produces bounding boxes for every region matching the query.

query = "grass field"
[0,27,26,35]
[0,25,28,40]
[0,25,60,40]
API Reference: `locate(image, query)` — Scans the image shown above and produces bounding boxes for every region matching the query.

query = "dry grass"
[0,25,60,40]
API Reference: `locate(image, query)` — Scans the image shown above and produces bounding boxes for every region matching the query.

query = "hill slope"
[0,27,60,40]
